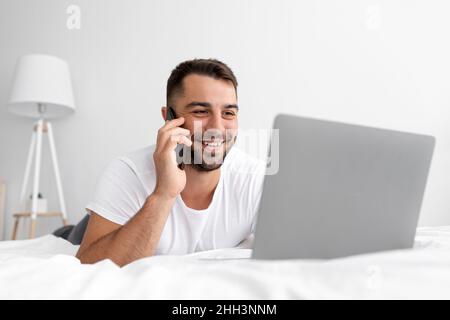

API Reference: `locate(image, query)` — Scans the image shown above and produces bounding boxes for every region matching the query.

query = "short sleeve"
[85,157,147,225]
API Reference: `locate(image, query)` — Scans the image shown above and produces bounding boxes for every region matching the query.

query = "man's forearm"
[77,192,176,266]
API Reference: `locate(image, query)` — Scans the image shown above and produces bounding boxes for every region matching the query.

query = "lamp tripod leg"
[46,121,68,225]
[30,119,44,238]
[19,129,37,211]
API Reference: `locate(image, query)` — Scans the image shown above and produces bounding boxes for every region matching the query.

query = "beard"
[187,135,237,172]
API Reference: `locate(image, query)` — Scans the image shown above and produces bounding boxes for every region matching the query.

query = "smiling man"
[76,59,265,266]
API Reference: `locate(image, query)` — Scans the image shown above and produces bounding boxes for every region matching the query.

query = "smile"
[202,141,224,147]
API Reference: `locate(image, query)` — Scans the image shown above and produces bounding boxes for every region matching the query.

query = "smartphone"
[166,107,185,168]
[165,106,177,122]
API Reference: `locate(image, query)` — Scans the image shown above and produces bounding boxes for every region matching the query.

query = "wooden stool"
[11,211,68,239]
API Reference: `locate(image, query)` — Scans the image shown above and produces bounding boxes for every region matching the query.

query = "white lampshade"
[8,54,75,119]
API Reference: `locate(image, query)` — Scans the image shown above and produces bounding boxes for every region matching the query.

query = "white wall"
[0,0,449,239]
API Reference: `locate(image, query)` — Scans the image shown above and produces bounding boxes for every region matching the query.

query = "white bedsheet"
[1,226,450,299]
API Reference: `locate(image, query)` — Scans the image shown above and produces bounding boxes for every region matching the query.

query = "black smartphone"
[166,106,177,121]
[166,107,184,167]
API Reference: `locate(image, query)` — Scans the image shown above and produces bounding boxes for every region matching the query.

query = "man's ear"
[161,106,167,121]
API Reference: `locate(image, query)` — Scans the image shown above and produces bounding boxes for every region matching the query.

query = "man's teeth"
[203,141,223,147]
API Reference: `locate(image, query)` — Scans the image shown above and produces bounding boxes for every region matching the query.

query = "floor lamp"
[8,54,76,239]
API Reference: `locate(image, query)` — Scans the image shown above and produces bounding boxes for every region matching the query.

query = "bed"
[1,226,449,299]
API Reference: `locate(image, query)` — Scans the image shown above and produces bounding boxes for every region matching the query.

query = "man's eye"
[223,111,236,117]
[193,110,208,114]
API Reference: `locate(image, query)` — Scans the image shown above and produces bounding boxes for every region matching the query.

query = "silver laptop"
[252,114,435,260]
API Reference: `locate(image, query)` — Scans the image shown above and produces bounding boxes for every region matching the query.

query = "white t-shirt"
[85,145,266,255]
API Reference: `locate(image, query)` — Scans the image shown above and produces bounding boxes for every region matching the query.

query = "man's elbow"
[75,248,92,264]
[76,248,133,267]
[75,246,105,265]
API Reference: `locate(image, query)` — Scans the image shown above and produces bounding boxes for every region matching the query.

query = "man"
[76,59,265,266]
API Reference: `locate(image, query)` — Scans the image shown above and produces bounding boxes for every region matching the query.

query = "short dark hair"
[166,58,238,107]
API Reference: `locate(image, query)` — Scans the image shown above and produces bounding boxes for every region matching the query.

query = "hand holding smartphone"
[152,110,191,199]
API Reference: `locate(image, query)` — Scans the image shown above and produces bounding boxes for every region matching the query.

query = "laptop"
[252,114,435,260]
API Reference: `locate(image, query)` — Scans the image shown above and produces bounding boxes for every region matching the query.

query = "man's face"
[165,74,239,171]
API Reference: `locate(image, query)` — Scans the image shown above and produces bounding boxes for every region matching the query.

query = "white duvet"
[1,226,450,299]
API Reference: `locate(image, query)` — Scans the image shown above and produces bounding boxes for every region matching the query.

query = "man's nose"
[205,111,225,133]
